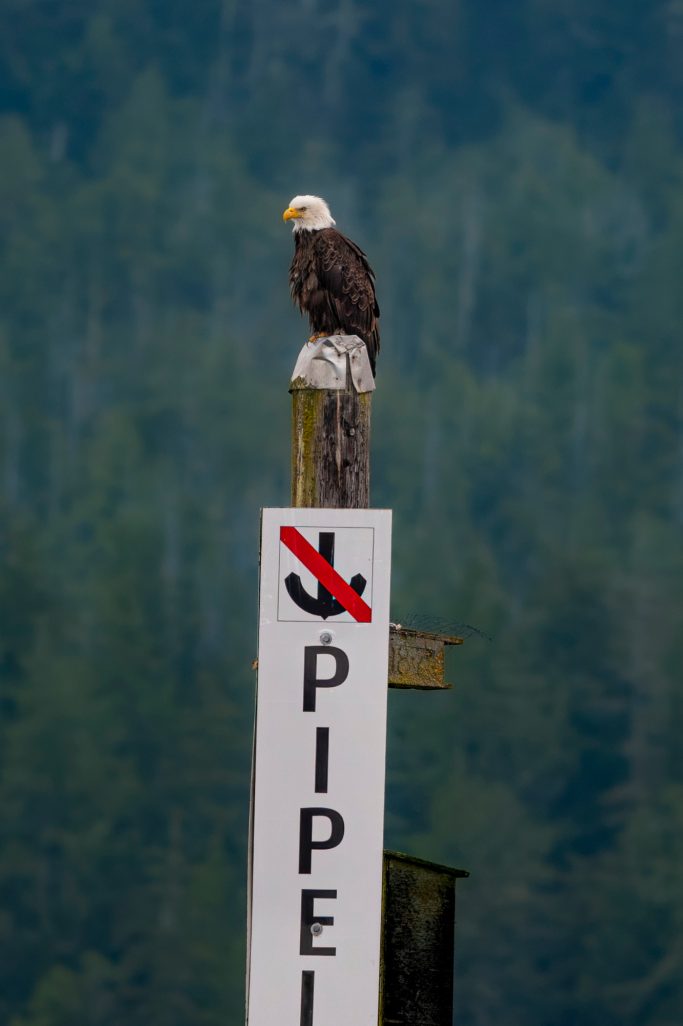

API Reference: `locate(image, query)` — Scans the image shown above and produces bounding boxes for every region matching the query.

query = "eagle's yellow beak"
[283,207,302,222]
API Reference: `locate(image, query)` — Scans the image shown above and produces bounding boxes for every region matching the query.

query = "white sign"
[247,507,392,1026]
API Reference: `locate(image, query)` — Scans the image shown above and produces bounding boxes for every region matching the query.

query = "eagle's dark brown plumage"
[283,195,380,375]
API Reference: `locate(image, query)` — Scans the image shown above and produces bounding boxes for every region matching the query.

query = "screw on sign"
[248,509,391,1026]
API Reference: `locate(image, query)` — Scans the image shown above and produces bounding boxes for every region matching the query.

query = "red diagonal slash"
[280,526,372,622]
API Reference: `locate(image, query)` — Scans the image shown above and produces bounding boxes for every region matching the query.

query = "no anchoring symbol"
[284,531,368,620]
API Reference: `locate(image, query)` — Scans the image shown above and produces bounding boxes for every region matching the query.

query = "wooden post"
[290,383,372,508]
[289,334,374,509]
[289,334,467,1026]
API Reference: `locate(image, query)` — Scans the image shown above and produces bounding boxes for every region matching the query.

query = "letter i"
[300,970,314,1026]
[315,727,329,793]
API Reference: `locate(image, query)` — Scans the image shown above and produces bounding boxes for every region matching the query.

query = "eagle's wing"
[315,229,380,369]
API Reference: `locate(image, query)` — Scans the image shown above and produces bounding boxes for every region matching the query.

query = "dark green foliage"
[1,2,682,1023]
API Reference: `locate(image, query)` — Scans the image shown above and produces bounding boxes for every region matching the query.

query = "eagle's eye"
[299,206,308,212]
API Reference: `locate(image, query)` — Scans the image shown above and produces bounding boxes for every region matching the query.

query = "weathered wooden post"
[290,334,374,508]
[287,333,468,1026]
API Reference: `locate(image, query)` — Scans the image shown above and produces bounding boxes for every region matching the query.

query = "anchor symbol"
[284,532,367,619]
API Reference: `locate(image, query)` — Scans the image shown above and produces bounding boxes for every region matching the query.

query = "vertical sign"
[247,508,392,1026]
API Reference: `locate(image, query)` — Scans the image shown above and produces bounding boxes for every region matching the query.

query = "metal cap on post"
[290,335,374,509]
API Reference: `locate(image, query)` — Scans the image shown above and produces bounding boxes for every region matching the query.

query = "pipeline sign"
[247,508,392,1026]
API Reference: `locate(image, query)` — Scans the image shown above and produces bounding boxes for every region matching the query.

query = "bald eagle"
[283,195,380,375]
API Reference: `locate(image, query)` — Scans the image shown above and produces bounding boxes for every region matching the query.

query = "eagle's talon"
[308,332,329,343]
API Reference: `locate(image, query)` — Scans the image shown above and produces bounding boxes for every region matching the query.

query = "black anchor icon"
[284,531,367,619]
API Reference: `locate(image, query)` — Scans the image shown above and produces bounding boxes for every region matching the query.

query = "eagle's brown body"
[289,227,380,375]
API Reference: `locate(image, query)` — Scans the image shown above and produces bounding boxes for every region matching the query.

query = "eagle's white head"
[282,195,336,232]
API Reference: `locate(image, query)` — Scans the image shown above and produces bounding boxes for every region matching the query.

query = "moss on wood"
[291,385,371,508]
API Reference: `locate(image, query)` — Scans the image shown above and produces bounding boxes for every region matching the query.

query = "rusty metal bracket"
[388,625,464,690]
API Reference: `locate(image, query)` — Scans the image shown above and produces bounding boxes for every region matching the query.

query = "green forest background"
[1,2,683,1024]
